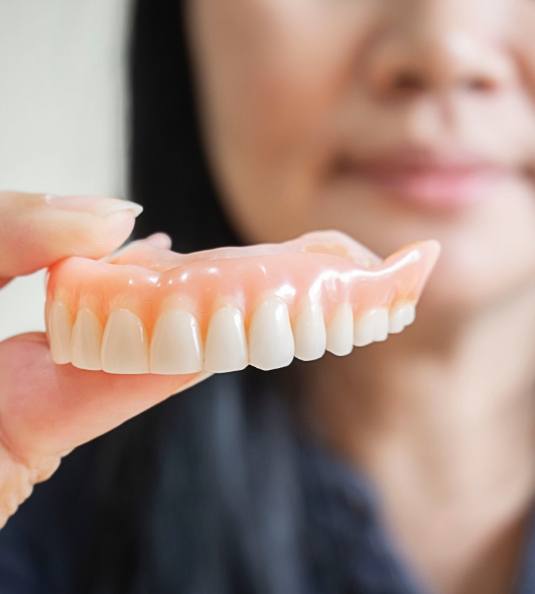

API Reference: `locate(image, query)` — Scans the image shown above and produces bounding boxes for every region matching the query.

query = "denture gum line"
[45,231,440,375]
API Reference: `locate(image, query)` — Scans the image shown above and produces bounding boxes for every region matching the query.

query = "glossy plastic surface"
[45,230,440,373]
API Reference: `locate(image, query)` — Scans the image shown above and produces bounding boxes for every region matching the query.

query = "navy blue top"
[1,422,535,594]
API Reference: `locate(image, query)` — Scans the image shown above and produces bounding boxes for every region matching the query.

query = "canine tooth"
[294,300,327,361]
[389,303,416,333]
[326,303,354,356]
[354,309,376,347]
[101,309,149,374]
[150,309,202,374]
[204,306,248,373]
[71,308,102,370]
[248,297,295,371]
[48,301,72,364]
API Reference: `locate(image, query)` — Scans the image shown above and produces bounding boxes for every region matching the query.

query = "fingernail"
[44,195,143,218]
[144,232,172,249]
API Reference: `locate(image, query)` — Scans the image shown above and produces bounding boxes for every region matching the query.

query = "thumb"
[0,333,209,468]
[0,191,143,282]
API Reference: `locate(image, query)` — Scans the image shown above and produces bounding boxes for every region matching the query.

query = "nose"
[365,2,514,99]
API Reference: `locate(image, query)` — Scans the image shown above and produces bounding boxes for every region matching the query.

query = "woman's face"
[187,0,535,313]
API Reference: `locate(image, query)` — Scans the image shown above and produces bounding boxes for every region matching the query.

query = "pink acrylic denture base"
[46,231,440,338]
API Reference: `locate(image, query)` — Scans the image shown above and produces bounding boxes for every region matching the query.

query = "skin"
[0,192,208,526]
[186,1,535,593]
[3,2,535,593]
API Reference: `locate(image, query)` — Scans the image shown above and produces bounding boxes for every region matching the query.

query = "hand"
[0,191,207,527]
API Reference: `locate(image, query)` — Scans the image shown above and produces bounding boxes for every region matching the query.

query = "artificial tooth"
[101,309,149,374]
[354,308,388,347]
[48,301,72,364]
[71,308,102,370]
[150,309,202,374]
[248,296,295,371]
[204,306,248,373]
[404,304,416,326]
[293,300,327,361]
[389,303,416,334]
[372,308,389,342]
[326,303,354,356]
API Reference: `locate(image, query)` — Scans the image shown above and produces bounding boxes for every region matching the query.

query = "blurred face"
[187,0,535,313]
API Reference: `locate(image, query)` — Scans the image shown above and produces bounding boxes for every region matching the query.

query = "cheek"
[298,177,535,314]
[188,0,373,241]
[189,1,535,314]
[191,8,332,162]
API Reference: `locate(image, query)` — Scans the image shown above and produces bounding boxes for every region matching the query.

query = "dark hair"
[83,2,308,593]
[129,0,238,251]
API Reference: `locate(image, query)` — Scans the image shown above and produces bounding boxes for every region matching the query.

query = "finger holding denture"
[45,231,440,374]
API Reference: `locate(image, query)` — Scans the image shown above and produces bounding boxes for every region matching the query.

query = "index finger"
[0,191,143,281]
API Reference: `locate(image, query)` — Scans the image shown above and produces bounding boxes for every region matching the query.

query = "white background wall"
[0,0,131,340]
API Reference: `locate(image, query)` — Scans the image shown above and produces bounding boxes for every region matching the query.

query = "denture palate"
[46,231,440,374]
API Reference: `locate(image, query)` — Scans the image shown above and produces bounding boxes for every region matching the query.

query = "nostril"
[392,71,427,94]
[387,71,499,97]
[465,76,497,93]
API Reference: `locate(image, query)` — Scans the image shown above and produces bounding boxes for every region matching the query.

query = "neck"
[303,285,535,505]
[299,283,535,592]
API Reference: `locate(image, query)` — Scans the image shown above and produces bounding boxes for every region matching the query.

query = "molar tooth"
[326,303,354,356]
[293,300,326,361]
[248,296,294,371]
[48,301,72,364]
[101,309,149,374]
[204,306,248,373]
[150,309,202,374]
[389,303,416,334]
[402,303,416,326]
[354,308,390,347]
[71,308,102,370]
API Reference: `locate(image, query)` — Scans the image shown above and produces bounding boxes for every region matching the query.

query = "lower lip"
[342,167,509,210]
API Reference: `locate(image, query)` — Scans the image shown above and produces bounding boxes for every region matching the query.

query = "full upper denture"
[45,230,440,374]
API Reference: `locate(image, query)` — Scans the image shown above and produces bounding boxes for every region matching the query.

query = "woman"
[1,0,535,592]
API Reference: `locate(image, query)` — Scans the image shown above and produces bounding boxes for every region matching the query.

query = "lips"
[333,148,513,209]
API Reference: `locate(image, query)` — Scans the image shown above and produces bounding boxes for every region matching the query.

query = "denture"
[45,231,440,374]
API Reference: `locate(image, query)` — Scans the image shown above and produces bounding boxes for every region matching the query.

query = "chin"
[320,186,535,314]
[411,237,535,319]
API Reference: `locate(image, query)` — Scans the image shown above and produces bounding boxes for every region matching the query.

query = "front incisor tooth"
[204,306,248,373]
[293,300,326,361]
[354,308,389,347]
[248,296,295,371]
[389,303,416,334]
[48,301,72,364]
[101,309,149,374]
[326,303,354,356]
[71,308,102,370]
[150,309,202,374]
